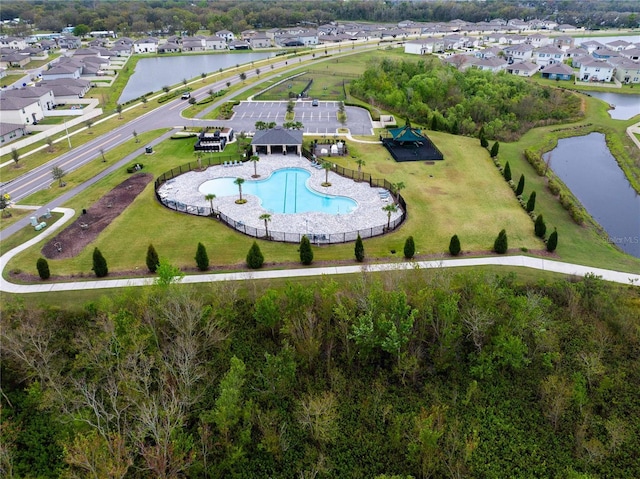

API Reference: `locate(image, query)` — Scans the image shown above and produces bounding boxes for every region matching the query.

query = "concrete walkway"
[627,121,640,151]
[2,205,639,293]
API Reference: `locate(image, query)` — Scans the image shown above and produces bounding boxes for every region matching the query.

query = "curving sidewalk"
[1,206,639,293]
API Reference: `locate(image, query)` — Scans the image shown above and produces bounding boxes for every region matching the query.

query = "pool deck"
[157,154,403,237]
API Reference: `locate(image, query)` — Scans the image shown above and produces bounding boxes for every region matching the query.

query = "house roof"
[388,126,428,143]
[509,61,539,72]
[251,126,303,145]
[2,86,53,99]
[0,122,26,135]
[0,96,38,110]
[540,63,574,75]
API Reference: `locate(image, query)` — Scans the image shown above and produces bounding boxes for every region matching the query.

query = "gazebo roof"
[388,126,428,144]
[251,126,303,145]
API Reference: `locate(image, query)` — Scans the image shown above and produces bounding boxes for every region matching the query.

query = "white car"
[181,92,191,100]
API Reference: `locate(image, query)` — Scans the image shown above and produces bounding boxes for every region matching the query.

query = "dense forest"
[1,0,639,36]
[350,57,582,140]
[2,271,639,478]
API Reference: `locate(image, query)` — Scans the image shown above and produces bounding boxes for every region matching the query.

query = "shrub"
[524,148,545,176]
[547,178,560,196]
[195,242,209,271]
[503,161,512,182]
[449,234,461,256]
[246,241,264,269]
[404,236,415,259]
[515,174,525,196]
[300,235,314,265]
[490,141,500,158]
[354,234,365,262]
[480,134,489,148]
[36,257,50,280]
[526,191,536,213]
[534,214,547,238]
[493,229,508,254]
[92,247,108,277]
[569,205,585,225]
[547,228,558,252]
[146,244,159,273]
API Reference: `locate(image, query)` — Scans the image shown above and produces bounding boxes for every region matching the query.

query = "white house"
[0,36,28,50]
[249,34,271,49]
[39,78,91,98]
[182,37,206,52]
[472,57,508,72]
[504,43,534,64]
[474,46,503,59]
[610,58,640,84]
[533,45,565,67]
[506,61,539,77]
[205,36,227,50]
[2,86,55,111]
[619,48,640,61]
[0,96,44,125]
[0,122,28,144]
[581,40,605,55]
[579,58,614,82]
[404,38,443,55]
[215,30,235,43]
[42,62,83,80]
[133,38,158,54]
[527,34,552,48]
[605,40,631,52]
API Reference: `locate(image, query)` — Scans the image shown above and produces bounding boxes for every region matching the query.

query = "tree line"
[1,0,638,37]
[1,271,639,478]
[350,57,582,141]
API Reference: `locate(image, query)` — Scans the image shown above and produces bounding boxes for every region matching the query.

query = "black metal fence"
[155,157,407,244]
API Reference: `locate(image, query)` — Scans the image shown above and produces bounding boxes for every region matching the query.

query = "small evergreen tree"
[36,257,50,280]
[195,242,209,271]
[146,244,159,273]
[526,191,537,212]
[547,228,558,253]
[534,214,547,238]
[92,248,108,277]
[404,236,415,259]
[246,241,264,269]
[493,229,508,254]
[490,141,500,158]
[449,234,461,256]
[299,235,314,265]
[503,161,512,182]
[515,174,525,196]
[354,234,365,263]
[480,134,489,148]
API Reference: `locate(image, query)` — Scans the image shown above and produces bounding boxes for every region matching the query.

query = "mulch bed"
[41,173,153,259]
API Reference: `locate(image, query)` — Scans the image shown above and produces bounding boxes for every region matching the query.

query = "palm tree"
[239,72,247,83]
[259,213,271,238]
[194,150,203,169]
[322,161,332,185]
[391,181,406,199]
[382,203,398,231]
[355,158,366,180]
[234,177,245,201]
[249,155,260,177]
[205,193,216,213]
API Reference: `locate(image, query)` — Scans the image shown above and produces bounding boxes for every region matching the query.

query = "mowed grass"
[6,130,545,278]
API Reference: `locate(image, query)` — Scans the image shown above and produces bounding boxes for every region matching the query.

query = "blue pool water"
[199,168,358,214]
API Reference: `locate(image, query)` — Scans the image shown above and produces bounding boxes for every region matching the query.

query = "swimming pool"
[198,168,358,214]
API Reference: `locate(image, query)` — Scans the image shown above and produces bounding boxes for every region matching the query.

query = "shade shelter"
[251,126,303,155]
[382,125,444,162]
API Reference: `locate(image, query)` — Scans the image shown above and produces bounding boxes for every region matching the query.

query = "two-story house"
[215,30,235,43]
[610,57,640,84]
[504,43,534,64]
[205,36,227,50]
[533,45,565,67]
[133,38,158,54]
[579,58,614,82]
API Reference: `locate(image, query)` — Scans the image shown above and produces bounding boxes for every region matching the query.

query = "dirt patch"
[42,173,153,259]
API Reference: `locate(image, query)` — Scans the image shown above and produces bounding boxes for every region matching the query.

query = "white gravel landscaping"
[157,154,403,241]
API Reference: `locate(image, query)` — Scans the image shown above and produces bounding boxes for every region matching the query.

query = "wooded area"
[350,57,583,141]
[1,0,639,36]
[2,271,639,478]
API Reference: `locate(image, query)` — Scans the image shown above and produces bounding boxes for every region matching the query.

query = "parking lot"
[208,100,373,135]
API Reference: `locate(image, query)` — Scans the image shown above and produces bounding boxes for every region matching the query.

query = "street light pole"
[64,119,71,148]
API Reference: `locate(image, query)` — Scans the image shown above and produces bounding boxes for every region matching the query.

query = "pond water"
[544,132,640,258]
[582,91,640,120]
[119,52,274,103]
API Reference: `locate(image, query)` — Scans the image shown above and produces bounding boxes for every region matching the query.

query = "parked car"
[181,92,191,99]
[312,99,319,106]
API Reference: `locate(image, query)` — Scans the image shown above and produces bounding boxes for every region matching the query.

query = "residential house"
[297,29,319,46]
[620,48,640,61]
[39,78,91,98]
[556,24,581,32]
[42,62,82,80]
[216,30,235,43]
[527,34,552,48]
[505,34,527,45]
[553,36,575,51]
[539,63,574,80]
[57,35,81,49]
[2,86,55,111]
[249,34,271,49]
[486,33,508,44]
[579,58,614,82]
[404,38,444,55]
[0,122,28,144]
[228,40,250,50]
[533,45,565,67]
[605,40,631,52]
[609,57,640,84]
[504,43,534,64]
[241,30,258,40]
[472,57,508,72]
[205,36,227,50]
[474,46,503,59]
[0,96,44,125]
[0,37,28,50]
[506,61,539,77]
[133,38,158,54]
[182,37,206,52]
[157,42,181,54]
[580,40,605,54]
[0,53,30,68]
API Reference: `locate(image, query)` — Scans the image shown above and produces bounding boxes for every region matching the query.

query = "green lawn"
[0,74,24,88]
